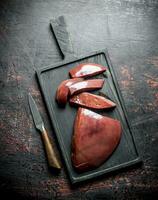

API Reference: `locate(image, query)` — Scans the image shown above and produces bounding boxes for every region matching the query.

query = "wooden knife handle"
[41,126,61,170]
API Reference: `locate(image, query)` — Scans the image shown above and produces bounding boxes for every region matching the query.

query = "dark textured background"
[0,0,158,199]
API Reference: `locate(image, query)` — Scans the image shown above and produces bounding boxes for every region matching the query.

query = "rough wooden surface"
[0,0,158,199]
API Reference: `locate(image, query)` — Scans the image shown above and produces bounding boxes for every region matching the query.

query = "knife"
[28,93,61,170]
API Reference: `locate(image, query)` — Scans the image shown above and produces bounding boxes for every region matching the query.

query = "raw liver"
[69,79,104,96]
[71,108,121,172]
[69,92,116,109]
[56,78,83,106]
[69,63,107,78]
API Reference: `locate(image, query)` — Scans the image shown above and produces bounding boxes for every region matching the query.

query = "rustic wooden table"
[0,0,158,199]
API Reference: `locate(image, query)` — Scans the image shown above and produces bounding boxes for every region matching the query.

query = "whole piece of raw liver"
[71,108,122,172]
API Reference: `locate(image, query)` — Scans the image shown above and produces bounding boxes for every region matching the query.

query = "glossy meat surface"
[69,79,104,96]
[72,108,121,172]
[69,92,116,109]
[69,63,107,78]
[56,78,83,106]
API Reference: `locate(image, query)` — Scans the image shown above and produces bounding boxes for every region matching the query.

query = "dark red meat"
[71,108,121,172]
[69,92,116,109]
[69,79,104,96]
[56,78,83,106]
[69,63,107,78]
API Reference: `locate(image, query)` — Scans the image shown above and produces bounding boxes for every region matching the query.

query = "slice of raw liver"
[69,92,116,109]
[71,108,121,172]
[56,78,83,106]
[69,63,107,78]
[69,79,104,96]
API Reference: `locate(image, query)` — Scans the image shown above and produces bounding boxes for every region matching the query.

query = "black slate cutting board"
[36,16,141,183]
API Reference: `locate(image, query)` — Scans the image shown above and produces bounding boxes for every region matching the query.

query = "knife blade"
[28,93,61,170]
[28,94,44,132]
